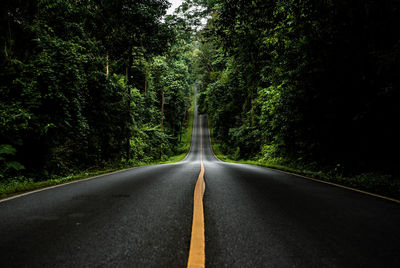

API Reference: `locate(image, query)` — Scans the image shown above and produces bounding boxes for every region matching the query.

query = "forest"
[0,0,194,191]
[1,0,399,198]
[190,0,399,196]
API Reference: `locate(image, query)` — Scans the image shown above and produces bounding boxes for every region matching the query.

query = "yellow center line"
[187,117,206,268]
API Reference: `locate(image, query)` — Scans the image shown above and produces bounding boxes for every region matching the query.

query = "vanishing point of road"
[1,99,399,267]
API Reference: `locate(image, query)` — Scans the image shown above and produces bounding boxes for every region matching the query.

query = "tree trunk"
[250,80,255,126]
[161,91,164,129]
[125,47,134,161]
[106,52,109,76]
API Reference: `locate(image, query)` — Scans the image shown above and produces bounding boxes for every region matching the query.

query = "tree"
[193,0,400,175]
[0,0,193,180]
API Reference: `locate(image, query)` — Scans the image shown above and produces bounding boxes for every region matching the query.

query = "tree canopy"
[1,0,399,187]
[0,0,194,181]
[193,0,400,177]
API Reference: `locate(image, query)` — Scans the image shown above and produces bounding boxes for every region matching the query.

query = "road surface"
[1,100,399,267]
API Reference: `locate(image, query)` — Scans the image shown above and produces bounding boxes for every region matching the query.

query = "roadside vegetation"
[2,1,399,201]
[212,139,400,200]
[169,92,196,162]
[0,97,194,199]
[191,0,400,200]
[0,1,196,198]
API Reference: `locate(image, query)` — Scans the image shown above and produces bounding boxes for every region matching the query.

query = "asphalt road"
[1,101,399,267]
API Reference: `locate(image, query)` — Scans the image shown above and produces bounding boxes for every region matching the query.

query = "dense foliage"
[0,0,193,181]
[2,0,399,188]
[193,0,399,177]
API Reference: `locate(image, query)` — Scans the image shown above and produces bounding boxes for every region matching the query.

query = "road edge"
[206,116,399,204]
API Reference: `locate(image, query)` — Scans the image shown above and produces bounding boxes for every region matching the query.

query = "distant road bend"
[1,99,399,267]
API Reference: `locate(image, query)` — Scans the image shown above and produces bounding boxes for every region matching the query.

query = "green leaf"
[6,161,25,171]
[0,145,17,156]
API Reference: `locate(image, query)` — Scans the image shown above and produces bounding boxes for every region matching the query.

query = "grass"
[0,94,195,200]
[209,123,400,201]
[0,167,123,199]
[0,160,170,199]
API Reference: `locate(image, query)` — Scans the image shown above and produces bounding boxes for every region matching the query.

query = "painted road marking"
[0,167,142,203]
[266,167,400,204]
[187,117,206,268]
